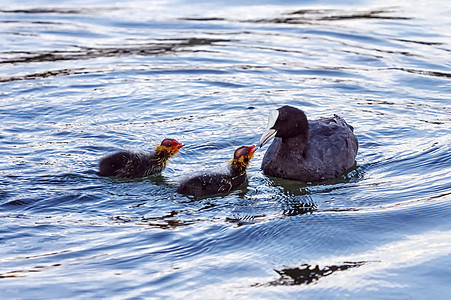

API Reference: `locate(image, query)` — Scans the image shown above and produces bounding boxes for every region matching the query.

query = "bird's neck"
[230,160,248,177]
[280,131,309,156]
[154,148,174,166]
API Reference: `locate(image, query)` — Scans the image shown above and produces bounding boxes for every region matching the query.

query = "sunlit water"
[1,0,450,298]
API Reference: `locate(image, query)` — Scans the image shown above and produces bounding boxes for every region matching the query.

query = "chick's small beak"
[172,141,184,150]
[246,145,257,156]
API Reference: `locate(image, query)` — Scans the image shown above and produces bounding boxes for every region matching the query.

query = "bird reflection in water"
[255,261,367,287]
[261,176,318,217]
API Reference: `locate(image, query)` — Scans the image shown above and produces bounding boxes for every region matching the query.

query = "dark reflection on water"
[252,8,411,23]
[1,38,227,65]
[256,261,367,287]
[0,68,92,82]
[0,38,229,83]
[113,213,197,229]
[0,8,113,14]
[181,7,411,24]
[0,263,63,279]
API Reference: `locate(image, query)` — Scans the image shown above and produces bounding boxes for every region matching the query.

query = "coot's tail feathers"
[334,114,354,132]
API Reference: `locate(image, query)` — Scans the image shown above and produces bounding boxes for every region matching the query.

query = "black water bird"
[177,145,257,198]
[259,105,358,182]
[98,138,183,179]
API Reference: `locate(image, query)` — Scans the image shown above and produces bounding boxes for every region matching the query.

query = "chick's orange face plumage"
[232,145,257,166]
[156,138,184,156]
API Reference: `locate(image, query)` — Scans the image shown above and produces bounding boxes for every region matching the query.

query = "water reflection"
[109,177,318,228]
[0,8,110,14]
[0,263,63,279]
[0,38,228,65]
[286,8,410,21]
[281,197,316,217]
[113,213,197,229]
[256,261,366,286]
[181,7,411,23]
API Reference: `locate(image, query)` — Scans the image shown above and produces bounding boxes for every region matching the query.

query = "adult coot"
[177,145,257,198]
[98,138,183,179]
[259,105,358,182]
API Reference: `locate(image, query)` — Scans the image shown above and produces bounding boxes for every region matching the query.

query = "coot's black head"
[259,105,309,147]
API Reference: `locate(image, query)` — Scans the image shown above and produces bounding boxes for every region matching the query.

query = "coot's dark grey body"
[260,106,358,182]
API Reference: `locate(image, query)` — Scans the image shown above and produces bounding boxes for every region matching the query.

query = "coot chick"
[259,105,358,182]
[177,145,257,199]
[98,138,183,179]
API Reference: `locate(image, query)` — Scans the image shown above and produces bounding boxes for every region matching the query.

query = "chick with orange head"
[98,138,183,179]
[177,145,257,199]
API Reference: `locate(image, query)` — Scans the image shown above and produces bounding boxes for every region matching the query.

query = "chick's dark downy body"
[177,145,256,198]
[98,138,183,179]
[99,152,165,178]
[177,172,246,198]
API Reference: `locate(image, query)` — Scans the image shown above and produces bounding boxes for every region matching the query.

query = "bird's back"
[177,173,246,199]
[98,151,161,178]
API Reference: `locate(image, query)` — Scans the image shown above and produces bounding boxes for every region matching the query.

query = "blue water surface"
[1,0,450,298]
